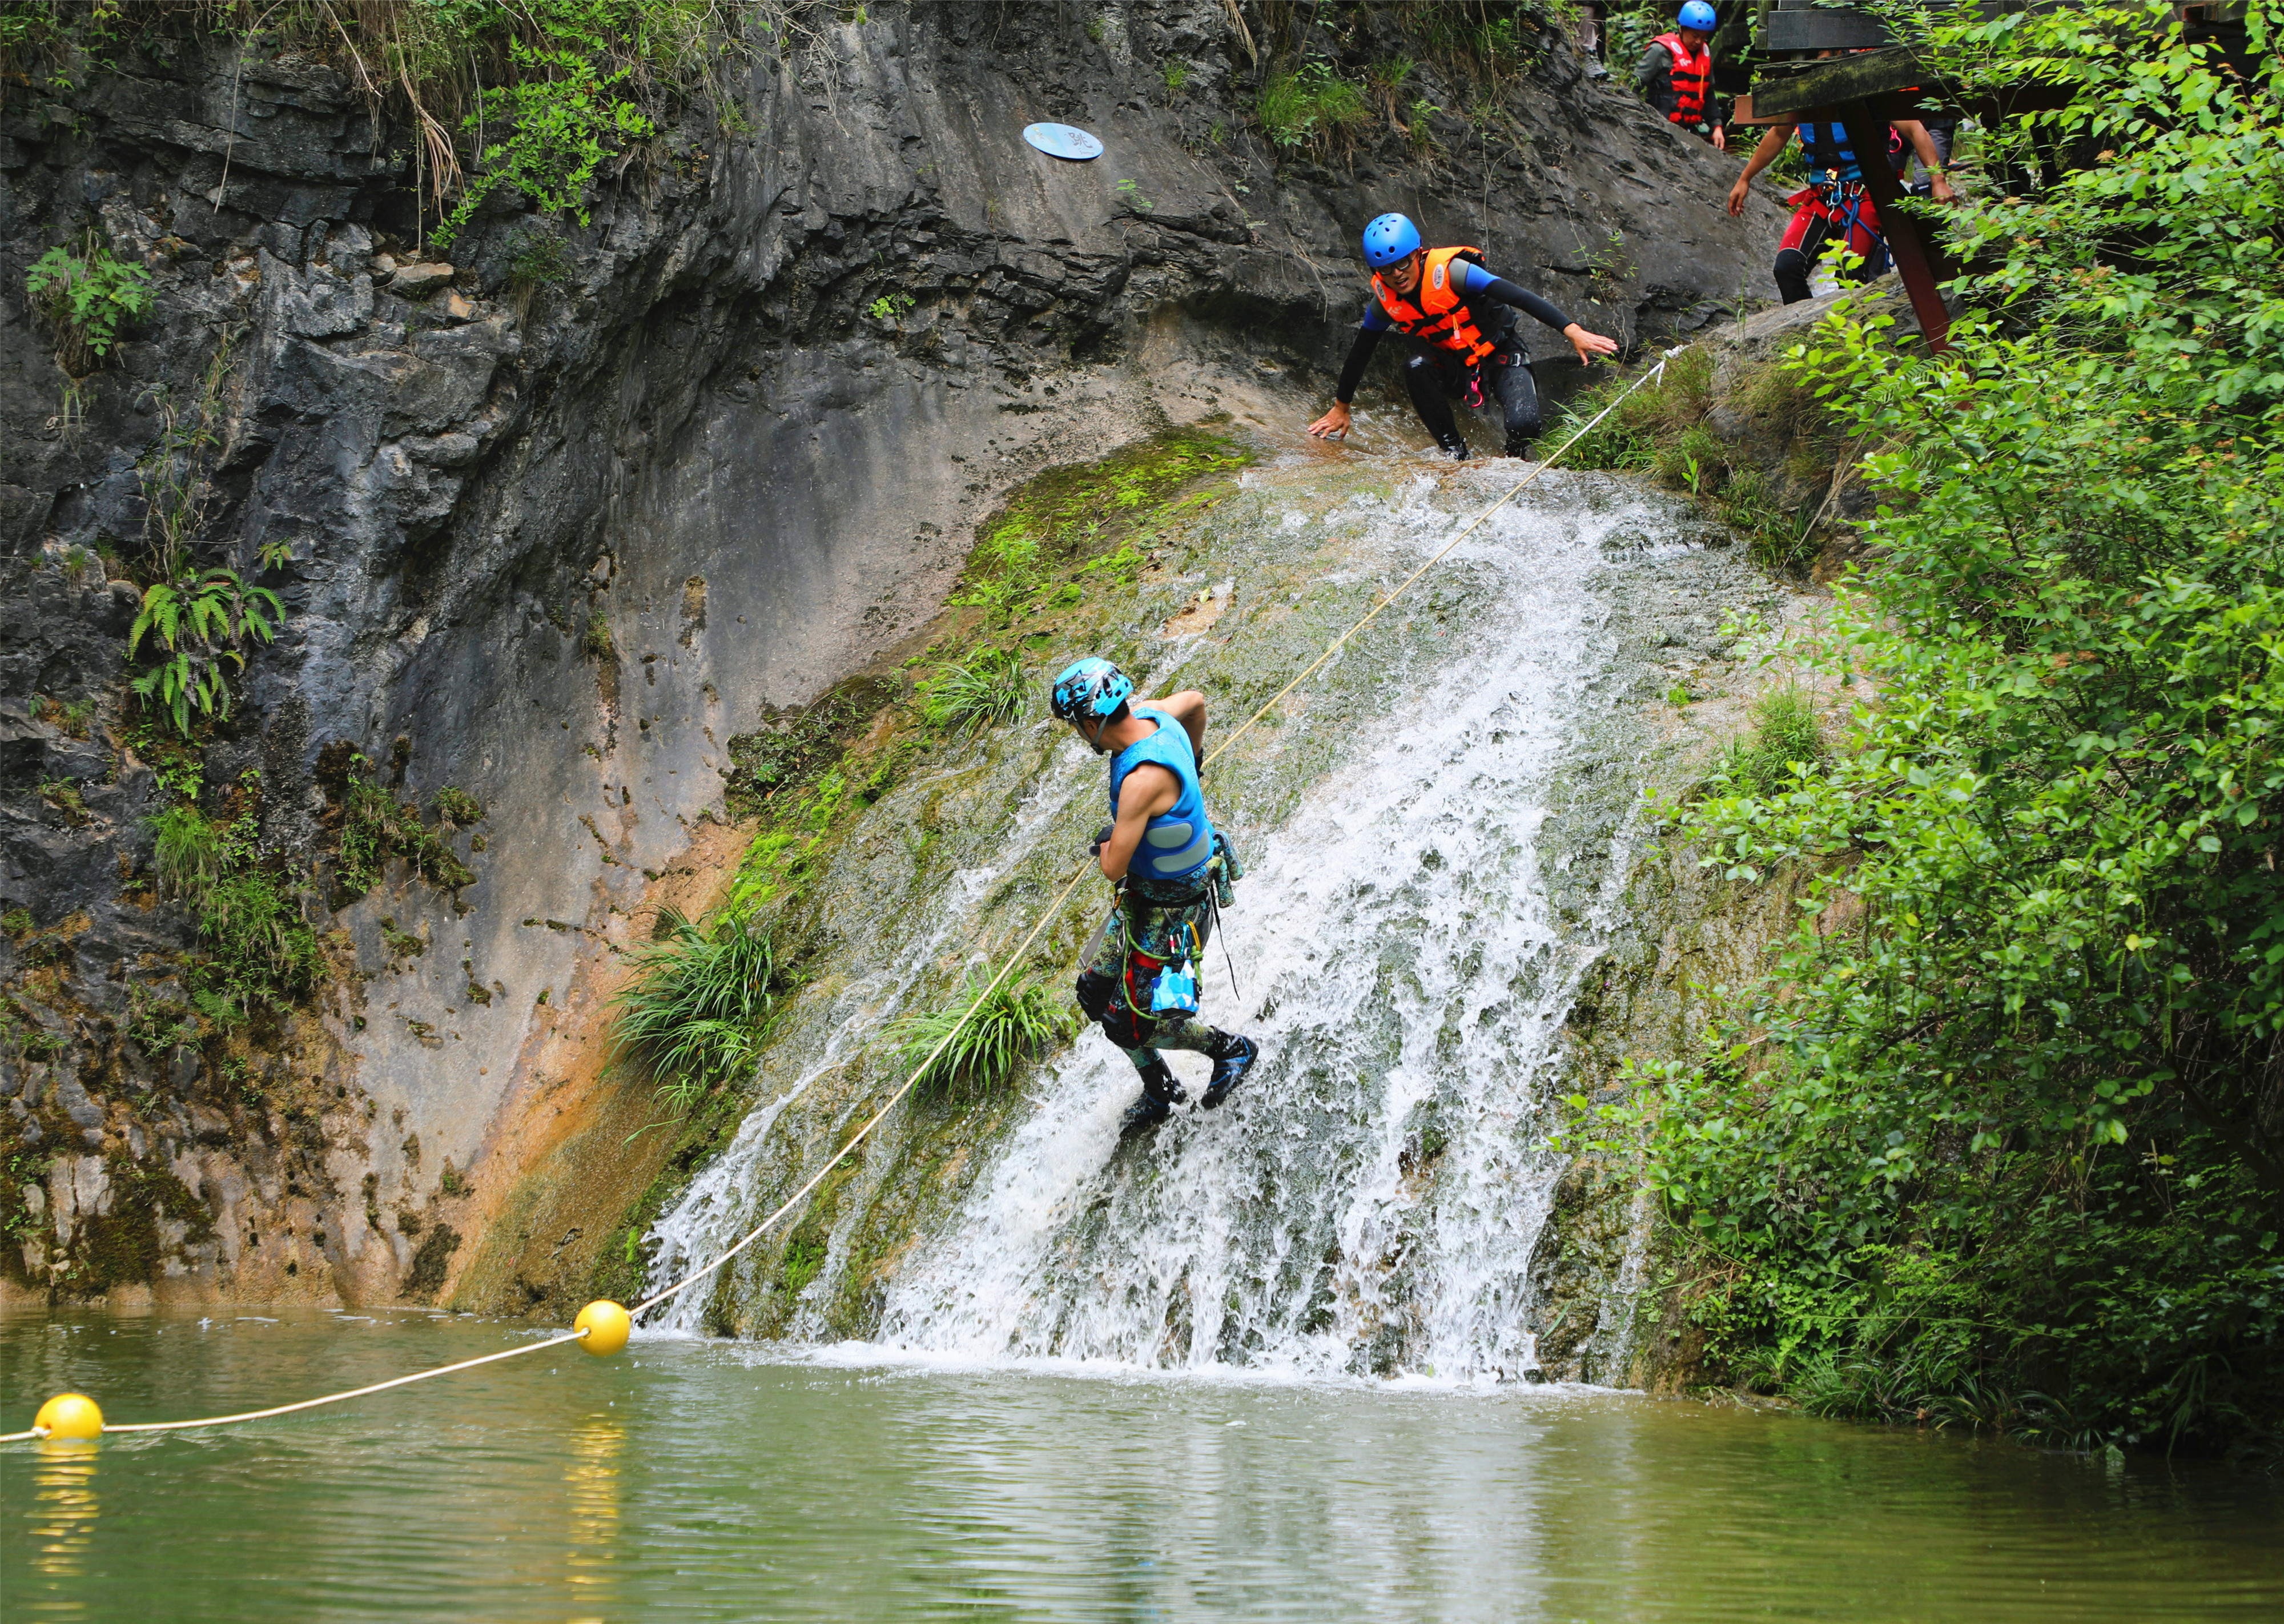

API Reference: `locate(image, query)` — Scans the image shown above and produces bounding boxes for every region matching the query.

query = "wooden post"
[1832,99,1952,352]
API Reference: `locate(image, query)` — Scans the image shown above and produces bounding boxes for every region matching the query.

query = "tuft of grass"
[584,609,615,661]
[1717,688,1825,799]
[891,972,1068,1100]
[610,908,779,1113]
[150,805,222,902]
[335,766,477,898]
[1654,425,1728,496]
[918,649,1025,733]
[431,787,484,827]
[1257,61,1370,150]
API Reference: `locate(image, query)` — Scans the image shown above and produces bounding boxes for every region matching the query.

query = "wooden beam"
[1751,46,1937,120]
[1833,100,1953,352]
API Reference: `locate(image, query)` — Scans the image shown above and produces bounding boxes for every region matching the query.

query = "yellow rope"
[4,350,1679,1444]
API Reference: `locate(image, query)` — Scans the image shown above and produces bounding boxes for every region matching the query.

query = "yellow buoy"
[34,1393,103,1441]
[573,1299,632,1357]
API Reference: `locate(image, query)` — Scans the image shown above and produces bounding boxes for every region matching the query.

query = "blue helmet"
[1051,657,1133,723]
[1678,0,1716,30]
[1361,212,1422,270]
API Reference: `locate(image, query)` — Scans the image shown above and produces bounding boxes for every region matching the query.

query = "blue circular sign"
[1023,122,1104,161]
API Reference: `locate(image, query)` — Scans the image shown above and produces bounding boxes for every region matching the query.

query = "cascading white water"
[643,447,1752,1376]
[867,464,1731,1380]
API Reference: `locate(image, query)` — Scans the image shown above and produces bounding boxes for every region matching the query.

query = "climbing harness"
[2,345,1692,1446]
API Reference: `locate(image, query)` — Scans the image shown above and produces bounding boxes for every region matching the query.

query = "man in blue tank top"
[1052,657,1258,1137]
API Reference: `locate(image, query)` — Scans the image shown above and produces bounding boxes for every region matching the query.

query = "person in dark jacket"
[1638,0,1725,150]
[1307,214,1618,460]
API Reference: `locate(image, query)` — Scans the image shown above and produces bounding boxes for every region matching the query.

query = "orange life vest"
[1370,244,1497,367]
[1652,32,1713,127]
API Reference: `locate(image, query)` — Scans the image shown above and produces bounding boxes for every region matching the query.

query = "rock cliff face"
[0,2,1782,1308]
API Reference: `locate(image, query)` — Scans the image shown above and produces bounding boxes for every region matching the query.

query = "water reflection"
[26,1441,99,1618]
[564,1414,625,1617]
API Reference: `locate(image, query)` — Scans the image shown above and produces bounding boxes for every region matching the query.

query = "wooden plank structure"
[1738,48,1968,350]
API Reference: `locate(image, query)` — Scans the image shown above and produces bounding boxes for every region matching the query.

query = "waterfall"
[646,451,1751,1380]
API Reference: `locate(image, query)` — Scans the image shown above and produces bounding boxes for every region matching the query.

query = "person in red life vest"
[1638,0,1725,150]
[1724,106,1954,303]
[1306,214,1619,461]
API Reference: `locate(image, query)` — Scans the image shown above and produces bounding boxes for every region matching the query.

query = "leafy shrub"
[127,568,283,735]
[25,242,152,373]
[892,972,1068,1100]
[918,649,1025,733]
[610,908,779,1112]
[1257,62,1369,150]
[437,37,654,246]
[1585,1,2284,1455]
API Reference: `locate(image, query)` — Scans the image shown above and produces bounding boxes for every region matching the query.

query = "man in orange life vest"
[1638,0,1724,151]
[1307,214,1619,460]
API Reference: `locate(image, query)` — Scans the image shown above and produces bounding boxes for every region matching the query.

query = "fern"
[127,568,285,736]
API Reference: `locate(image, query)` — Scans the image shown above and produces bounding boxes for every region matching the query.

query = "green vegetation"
[610,907,781,1114]
[332,757,478,899]
[150,803,222,900]
[866,291,915,321]
[24,240,151,374]
[1713,688,1822,799]
[2,1,755,250]
[147,779,325,1026]
[916,649,1026,734]
[892,972,1068,1101]
[1553,347,1841,572]
[1257,61,1370,150]
[1581,2,2284,1457]
[127,567,283,735]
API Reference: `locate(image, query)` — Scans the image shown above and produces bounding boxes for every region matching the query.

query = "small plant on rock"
[1257,61,1370,150]
[918,649,1026,734]
[25,241,152,375]
[127,568,284,736]
[893,971,1068,1100]
[150,805,223,902]
[610,907,781,1114]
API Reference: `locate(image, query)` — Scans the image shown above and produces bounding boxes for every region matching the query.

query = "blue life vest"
[1796,120,1861,185]
[1108,708,1216,886]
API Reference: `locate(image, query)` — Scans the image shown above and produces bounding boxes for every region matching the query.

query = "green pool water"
[3,1308,2279,1621]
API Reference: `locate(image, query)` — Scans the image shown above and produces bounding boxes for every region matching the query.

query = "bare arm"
[1892,119,1957,203]
[1727,123,1797,215]
[1155,690,1208,760]
[1099,764,1179,879]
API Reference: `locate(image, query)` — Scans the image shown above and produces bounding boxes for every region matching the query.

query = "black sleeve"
[1477,276,1574,335]
[1333,327,1381,405]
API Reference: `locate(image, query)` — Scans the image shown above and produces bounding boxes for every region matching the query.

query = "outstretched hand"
[1307,401,1352,441]
[1564,324,1619,366]
[1726,174,1751,216]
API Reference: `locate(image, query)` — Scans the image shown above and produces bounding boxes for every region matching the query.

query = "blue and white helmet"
[1051,657,1133,723]
[1678,0,1716,30]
